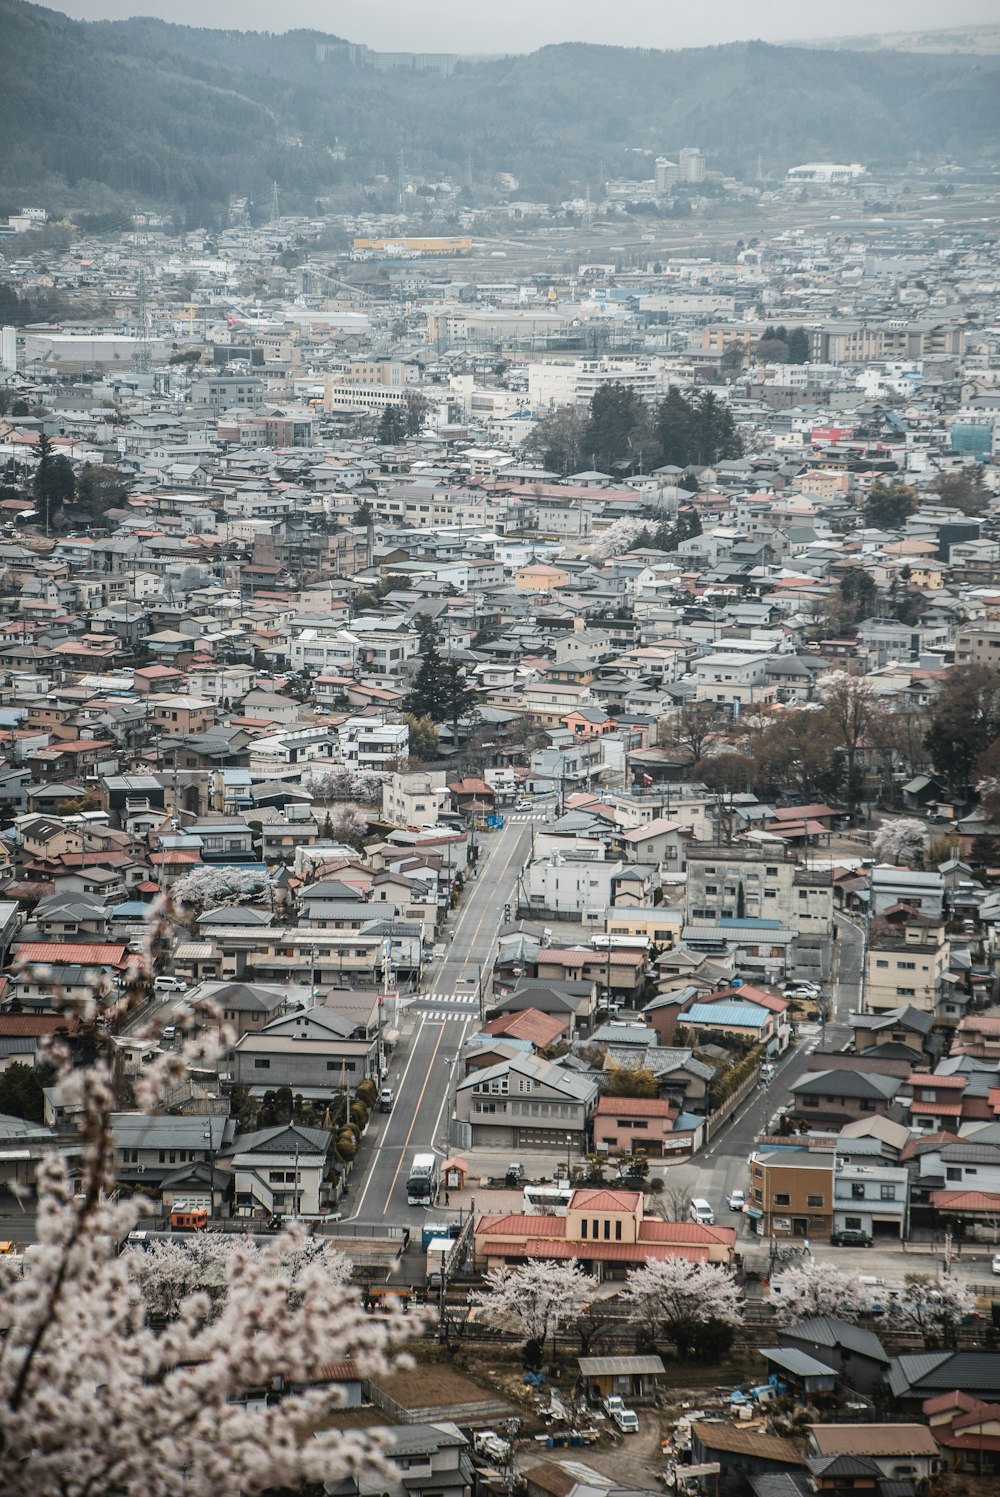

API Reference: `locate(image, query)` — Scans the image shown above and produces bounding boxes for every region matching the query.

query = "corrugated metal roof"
[578,1356,665,1376]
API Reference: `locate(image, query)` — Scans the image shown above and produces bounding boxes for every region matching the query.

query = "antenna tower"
[131,264,152,375]
[271,180,280,224]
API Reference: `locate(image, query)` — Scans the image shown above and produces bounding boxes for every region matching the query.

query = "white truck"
[603,1395,639,1433]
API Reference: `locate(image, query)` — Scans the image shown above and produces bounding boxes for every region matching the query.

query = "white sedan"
[727,1189,746,1211]
[992,1253,1000,1276]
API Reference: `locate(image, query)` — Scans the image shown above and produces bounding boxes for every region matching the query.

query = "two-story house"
[832,1140,909,1242]
[455,1052,598,1154]
[233,1008,380,1099]
[232,1122,338,1218]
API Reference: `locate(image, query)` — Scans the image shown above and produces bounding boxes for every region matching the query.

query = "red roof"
[594,1096,672,1118]
[910,1071,966,1088]
[910,1099,963,1116]
[481,1009,567,1047]
[539,947,645,969]
[928,1189,1000,1212]
[14,941,130,968]
[705,984,788,1013]
[570,1187,643,1211]
[0,1014,82,1036]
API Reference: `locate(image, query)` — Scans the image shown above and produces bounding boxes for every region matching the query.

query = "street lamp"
[565,1133,572,1184]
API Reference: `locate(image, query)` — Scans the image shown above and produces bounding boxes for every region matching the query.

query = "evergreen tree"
[404,634,448,721]
[582,383,659,473]
[377,406,406,444]
[864,480,917,530]
[32,433,74,532]
[786,327,811,363]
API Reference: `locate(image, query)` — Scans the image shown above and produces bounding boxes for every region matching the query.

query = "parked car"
[992,1253,1000,1276]
[689,1198,715,1226]
[154,975,186,993]
[784,980,821,996]
[831,1228,873,1248]
[727,1189,746,1211]
[505,1162,524,1185]
[378,1087,394,1113]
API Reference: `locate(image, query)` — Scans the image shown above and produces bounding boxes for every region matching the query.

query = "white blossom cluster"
[0,914,417,1497]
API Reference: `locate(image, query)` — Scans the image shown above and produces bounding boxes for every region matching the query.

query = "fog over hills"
[2,0,999,218]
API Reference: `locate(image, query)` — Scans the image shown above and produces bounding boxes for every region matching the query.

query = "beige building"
[955,620,1000,668]
[865,922,949,1015]
[381,769,447,829]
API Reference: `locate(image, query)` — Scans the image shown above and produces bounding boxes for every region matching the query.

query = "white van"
[689,1198,715,1226]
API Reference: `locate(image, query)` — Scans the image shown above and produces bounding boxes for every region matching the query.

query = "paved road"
[659,912,865,1220]
[409,809,540,1017]
[349,809,539,1225]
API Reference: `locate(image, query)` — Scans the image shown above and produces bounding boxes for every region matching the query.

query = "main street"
[348,807,540,1227]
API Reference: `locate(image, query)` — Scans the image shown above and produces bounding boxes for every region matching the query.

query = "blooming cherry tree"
[470,1258,591,1359]
[0,918,415,1497]
[884,1272,975,1347]
[171,864,272,913]
[589,517,652,560]
[872,817,926,866]
[128,1233,351,1321]
[772,1260,865,1321]
[621,1256,743,1357]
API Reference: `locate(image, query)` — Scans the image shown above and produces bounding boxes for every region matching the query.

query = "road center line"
[382,1018,450,1214]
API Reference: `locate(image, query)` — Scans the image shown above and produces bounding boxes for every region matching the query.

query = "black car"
[831,1228,873,1247]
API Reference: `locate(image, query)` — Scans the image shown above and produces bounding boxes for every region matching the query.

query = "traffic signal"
[503,904,511,922]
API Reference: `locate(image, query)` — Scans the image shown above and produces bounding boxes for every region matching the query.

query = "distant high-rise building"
[678,147,706,184]
[0,326,16,374]
[655,158,679,195]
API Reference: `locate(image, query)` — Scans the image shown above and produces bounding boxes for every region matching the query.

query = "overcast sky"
[47,0,1000,53]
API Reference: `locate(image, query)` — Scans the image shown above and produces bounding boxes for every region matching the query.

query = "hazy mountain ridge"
[794,23,1000,54]
[2,1,999,219]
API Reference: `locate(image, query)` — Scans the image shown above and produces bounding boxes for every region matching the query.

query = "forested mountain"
[2,0,999,219]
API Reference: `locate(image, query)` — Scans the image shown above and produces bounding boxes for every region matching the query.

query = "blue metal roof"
[685,1001,769,1028]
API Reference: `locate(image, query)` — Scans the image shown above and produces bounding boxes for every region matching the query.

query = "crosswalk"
[407,991,482,1008]
[509,813,549,823]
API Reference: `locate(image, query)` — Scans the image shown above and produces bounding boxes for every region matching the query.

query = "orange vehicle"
[169,1209,208,1232]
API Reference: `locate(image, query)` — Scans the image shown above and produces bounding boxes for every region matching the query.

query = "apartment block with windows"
[865,922,949,1015]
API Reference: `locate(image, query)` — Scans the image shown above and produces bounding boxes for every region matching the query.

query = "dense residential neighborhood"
[4,75,1000,1497]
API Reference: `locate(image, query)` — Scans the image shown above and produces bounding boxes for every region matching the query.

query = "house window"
[802,1095,819,1108]
[946,1167,961,1181]
[615,1220,622,1240]
[774,1193,790,1206]
[254,1058,270,1070]
[880,1185,896,1201]
[845,1216,863,1230]
[807,1194,824,1208]
[766,866,778,876]
[581,1219,587,1238]
[852,1183,866,1199]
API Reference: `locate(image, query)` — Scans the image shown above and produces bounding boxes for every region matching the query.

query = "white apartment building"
[527,356,664,410]
[336,717,408,770]
[692,652,776,715]
[524,853,629,922]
